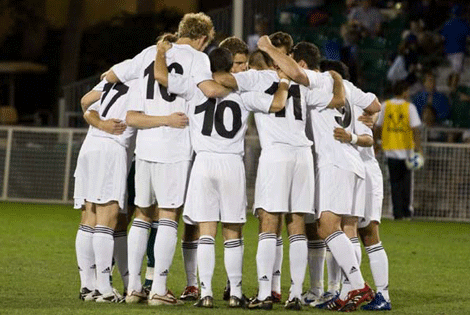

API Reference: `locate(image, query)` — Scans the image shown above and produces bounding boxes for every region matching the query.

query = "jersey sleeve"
[234,70,261,92]
[168,73,196,101]
[127,84,144,112]
[112,48,150,82]
[376,102,386,126]
[305,87,333,110]
[192,53,213,85]
[87,101,100,112]
[240,91,272,113]
[92,80,106,92]
[348,82,377,110]
[409,102,422,128]
[305,69,325,90]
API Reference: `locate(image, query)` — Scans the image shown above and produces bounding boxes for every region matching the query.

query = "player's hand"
[333,127,352,143]
[257,35,273,52]
[167,112,189,128]
[100,70,109,80]
[358,112,374,129]
[157,40,172,53]
[277,69,290,81]
[99,118,127,135]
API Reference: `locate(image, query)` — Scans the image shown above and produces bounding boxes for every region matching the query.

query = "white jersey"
[168,73,272,155]
[307,76,374,178]
[112,44,212,163]
[234,69,326,149]
[88,80,137,149]
[353,104,376,163]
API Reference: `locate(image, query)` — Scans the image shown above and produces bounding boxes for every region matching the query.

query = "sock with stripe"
[93,225,114,295]
[182,240,198,287]
[198,236,215,298]
[256,233,277,300]
[307,240,326,297]
[288,234,308,300]
[145,221,158,286]
[151,219,178,296]
[339,237,362,300]
[76,224,95,291]
[326,247,341,294]
[113,230,129,290]
[272,237,283,294]
[325,231,364,291]
[127,219,151,292]
[366,242,390,301]
[224,238,244,299]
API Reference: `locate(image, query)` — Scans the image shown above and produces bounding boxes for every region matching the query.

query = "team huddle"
[73,12,391,312]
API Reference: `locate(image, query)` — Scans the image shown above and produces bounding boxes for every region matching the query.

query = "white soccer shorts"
[134,157,191,209]
[183,153,247,224]
[358,161,384,228]
[73,136,128,213]
[253,146,314,214]
[315,164,365,219]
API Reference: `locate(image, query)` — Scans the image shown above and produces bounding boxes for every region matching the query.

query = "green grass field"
[1,201,470,314]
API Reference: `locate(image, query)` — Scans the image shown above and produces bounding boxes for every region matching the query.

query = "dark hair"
[219,37,249,56]
[320,59,350,80]
[292,41,321,70]
[209,47,233,73]
[248,49,274,70]
[156,32,178,44]
[392,80,410,97]
[269,31,294,54]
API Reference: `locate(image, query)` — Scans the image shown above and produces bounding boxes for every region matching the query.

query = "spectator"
[340,20,364,83]
[448,75,470,128]
[409,0,443,31]
[421,105,447,142]
[387,34,420,87]
[440,5,470,90]
[247,15,269,53]
[375,81,423,220]
[412,72,450,123]
[348,0,383,37]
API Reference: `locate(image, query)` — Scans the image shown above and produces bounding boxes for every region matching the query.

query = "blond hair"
[178,12,215,43]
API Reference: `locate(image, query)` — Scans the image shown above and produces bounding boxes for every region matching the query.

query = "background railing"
[1,126,470,222]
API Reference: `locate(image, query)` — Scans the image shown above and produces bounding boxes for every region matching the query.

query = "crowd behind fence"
[1,126,469,222]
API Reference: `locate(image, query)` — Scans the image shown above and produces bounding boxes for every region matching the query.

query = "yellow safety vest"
[382,100,414,151]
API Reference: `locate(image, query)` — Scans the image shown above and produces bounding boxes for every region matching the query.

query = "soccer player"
[74,78,139,302]
[154,41,289,308]
[258,36,381,311]
[105,13,229,305]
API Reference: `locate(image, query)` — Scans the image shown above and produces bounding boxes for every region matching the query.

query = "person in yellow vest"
[375,81,422,219]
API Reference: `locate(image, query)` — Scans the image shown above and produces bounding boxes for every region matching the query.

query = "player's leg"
[93,201,120,302]
[113,213,129,294]
[271,217,283,303]
[194,221,218,308]
[284,213,308,310]
[339,216,360,301]
[76,202,96,300]
[222,223,245,307]
[303,220,326,306]
[144,208,159,290]
[180,223,199,301]
[359,222,391,311]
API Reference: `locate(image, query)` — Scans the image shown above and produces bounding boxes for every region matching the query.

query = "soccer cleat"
[148,290,183,306]
[247,296,273,310]
[361,292,391,311]
[194,296,214,308]
[79,287,93,301]
[223,283,231,301]
[340,283,375,312]
[95,289,122,303]
[180,286,199,301]
[125,289,147,304]
[315,294,345,310]
[271,291,282,303]
[228,295,248,308]
[301,290,320,306]
[284,297,302,310]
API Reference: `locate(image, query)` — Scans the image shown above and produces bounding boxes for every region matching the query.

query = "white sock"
[198,236,215,298]
[127,219,151,292]
[151,219,178,296]
[256,233,277,300]
[307,240,326,297]
[182,241,198,287]
[224,239,243,299]
[76,225,95,290]
[366,242,390,302]
[340,237,362,300]
[350,237,362,265]
[325,231,364,291]
[288,234,308,300]
[272,237,283,294]
[93,225,114,295]
[113,230,128,290]
[326,247,341,293]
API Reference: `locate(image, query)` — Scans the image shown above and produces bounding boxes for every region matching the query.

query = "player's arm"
[126,110,188,129]
[198,80,232,98]
[269,74,290,113]
[84,110,127,135]
[212,72,238,90]
[153,41,171,87]
[333,127,373,147]
[327,71,346,109]
[363,97,381,115]
[80,90,101,113]
[358,112,379,129]
[258,35,310,86]
[412,127,422,153]
[105,70,121,84]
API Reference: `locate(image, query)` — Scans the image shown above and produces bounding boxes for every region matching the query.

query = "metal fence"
[1,126,470,222]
